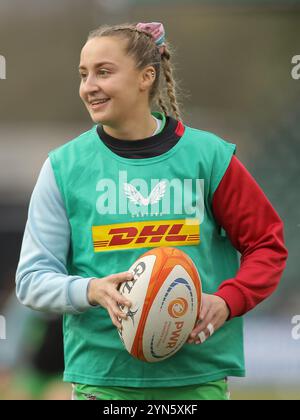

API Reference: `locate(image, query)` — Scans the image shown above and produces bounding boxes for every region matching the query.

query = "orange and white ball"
[118,247,202,363]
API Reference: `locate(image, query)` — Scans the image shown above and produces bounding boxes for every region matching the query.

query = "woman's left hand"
[187,294,230,345]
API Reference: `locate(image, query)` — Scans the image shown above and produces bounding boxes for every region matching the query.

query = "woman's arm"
[15,158,95,314]
[213,155,288,318]
[188,155,288,344]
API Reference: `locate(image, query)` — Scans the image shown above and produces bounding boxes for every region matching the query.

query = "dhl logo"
[92,219,200,252]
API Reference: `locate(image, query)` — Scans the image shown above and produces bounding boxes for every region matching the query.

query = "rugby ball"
[118,247,202,363]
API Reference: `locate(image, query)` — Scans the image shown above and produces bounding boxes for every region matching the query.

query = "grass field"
[231,387,300,401]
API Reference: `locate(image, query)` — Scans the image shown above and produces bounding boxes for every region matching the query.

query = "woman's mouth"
[90,98,111,110]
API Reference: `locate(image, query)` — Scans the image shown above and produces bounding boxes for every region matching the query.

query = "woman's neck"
[102,112,157,141]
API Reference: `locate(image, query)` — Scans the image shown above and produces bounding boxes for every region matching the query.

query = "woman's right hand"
[87,271,134,329]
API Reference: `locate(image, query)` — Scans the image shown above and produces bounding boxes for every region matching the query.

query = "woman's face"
[79,37,146,126]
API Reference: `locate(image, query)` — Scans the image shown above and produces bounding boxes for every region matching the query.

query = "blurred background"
[0,0,299,400]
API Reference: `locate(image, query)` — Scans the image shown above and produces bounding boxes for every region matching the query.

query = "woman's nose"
[83,74,100,94]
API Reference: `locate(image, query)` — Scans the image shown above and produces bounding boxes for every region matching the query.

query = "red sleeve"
[212,155,288,319]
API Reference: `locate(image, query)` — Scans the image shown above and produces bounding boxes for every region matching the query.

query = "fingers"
[198,300,209,323]
[187,299,210,344]
[109,271,134,284]
[110,288,132,309]
[186,294,229,345]
[188,307,215,345]
[105,285,134,329]
[107,272,133,329]
[187,322,215,345]
[98,271,135,330]
[195,322,215,345]
[106,297,127,329]
[195,306,214,335]
[107,307,123,330]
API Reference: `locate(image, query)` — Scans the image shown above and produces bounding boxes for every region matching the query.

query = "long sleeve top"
[16,154,288,317]
[16,120,288,318]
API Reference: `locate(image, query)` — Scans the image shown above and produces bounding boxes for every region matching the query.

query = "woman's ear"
[139,66,156,92]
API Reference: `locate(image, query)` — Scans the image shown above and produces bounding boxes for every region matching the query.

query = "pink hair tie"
[136,22,166,55]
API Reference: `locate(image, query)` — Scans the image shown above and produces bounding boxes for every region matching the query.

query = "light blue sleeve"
[15,158,96,314]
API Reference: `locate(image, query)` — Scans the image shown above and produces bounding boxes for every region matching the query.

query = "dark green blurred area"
[0,0,299,400]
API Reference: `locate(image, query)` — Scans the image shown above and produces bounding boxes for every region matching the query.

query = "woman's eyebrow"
[79,61,117,70]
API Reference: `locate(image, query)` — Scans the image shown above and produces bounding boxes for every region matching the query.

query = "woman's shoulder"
[49,125,96,156]
[183,124,236,153]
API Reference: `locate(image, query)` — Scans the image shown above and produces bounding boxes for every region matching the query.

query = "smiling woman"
[16,21,288,402]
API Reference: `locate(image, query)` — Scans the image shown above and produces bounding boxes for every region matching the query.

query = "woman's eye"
[98,69,109,77]
[79,70,110,80]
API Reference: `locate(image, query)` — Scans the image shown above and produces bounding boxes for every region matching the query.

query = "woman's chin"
[90,113,110,125]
